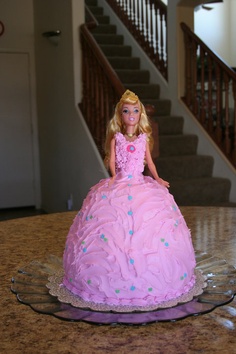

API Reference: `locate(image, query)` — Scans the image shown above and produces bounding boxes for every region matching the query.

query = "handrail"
[181,22,236,168]
[106,0,168,80]
[80,7,126,156]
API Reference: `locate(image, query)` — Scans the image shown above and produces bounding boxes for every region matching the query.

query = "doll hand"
[158,178,170,188]
[108,176,116,187]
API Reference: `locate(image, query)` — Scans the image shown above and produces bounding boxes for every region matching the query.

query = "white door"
[0,52,35,209]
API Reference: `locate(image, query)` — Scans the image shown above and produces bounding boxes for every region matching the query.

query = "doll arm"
[145,142,170,188]
[109,138,116,185]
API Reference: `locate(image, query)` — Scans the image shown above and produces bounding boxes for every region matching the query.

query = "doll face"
[121,103,140,127]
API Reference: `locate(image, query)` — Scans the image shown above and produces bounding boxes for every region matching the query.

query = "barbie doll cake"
[62,90,197,308]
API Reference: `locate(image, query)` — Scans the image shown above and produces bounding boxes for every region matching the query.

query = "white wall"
[0,0,34,49]
[230,0,236,66]
[194,0,236,67]
[34,0,108,213]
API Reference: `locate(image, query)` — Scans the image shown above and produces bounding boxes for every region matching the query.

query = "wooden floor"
[1,207,236,353]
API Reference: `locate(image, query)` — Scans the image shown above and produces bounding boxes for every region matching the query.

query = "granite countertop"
[1,207,236,354]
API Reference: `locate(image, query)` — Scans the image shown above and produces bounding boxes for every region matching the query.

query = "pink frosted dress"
[63,132,196,307]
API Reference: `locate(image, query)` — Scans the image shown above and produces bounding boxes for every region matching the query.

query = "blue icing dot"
[128,195,133,200]
[82,247,87,253]
[174,220,179,226]
[172,205,177,211]
[102,194,107,199]
[130,259,134,264]
[184,273,187,278]
[115,289,120,294]
[164,242,169,247]
[130,285,136,291]
[128,210,133,216]
[128,175,133,179]
[127,183,132,187]
[86,216,89,221]
[129,230,134,235]
[100,234,108,242]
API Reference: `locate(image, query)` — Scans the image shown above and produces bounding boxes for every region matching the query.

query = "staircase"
[85,0,232,206]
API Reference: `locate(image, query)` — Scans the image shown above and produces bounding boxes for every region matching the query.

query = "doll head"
[109,90,149,135]
[104,90,153,166]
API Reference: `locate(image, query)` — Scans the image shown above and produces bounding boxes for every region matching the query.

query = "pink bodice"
[115,133,146,175]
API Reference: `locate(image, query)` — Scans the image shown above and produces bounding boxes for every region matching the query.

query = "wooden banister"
[181,22,236,168]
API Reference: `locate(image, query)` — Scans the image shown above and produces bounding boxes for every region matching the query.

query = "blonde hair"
[104,90,153,166]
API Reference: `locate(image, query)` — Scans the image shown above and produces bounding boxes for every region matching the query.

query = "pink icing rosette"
[127,144,136,153]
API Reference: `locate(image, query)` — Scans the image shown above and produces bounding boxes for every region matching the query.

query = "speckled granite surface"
[1,207,236,354]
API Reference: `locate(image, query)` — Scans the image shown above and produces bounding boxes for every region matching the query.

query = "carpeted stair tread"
[156,155,214,180]
[126,84,160,99]
[169,177,231,206]
[143,99,171,116]
[91,24,117,34]
[100,44,132,56]
[108,57,141,69]
[116,69,150,84]
[159,135,198,156]
[93,33,124,45]
[85,0,97,5]
[93,15,110,24]
[87,5,103,16]
[156,116,184,135]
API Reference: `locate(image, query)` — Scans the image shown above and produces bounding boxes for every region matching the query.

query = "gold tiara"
[120,89,139,103]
